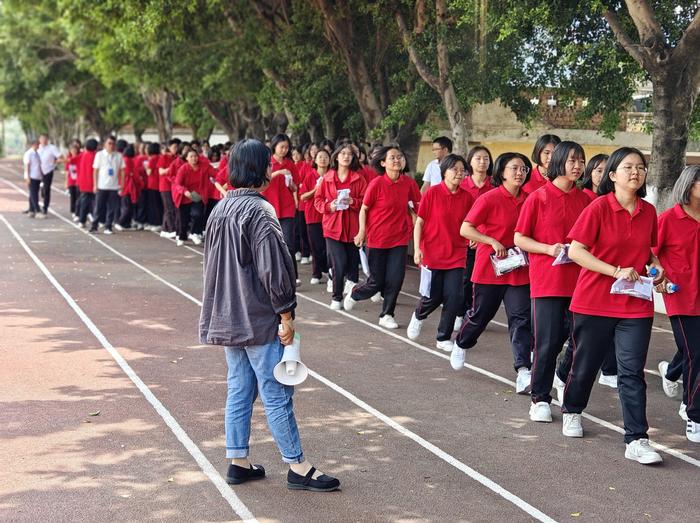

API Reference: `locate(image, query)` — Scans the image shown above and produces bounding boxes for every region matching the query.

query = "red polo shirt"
[314,170,367,242]
[157,153,175,192]
[66,153,81,187]
[654,204,700,316]
[583,188,598,201]
[465,185,529,286]
[460,175,494,201]
[363,174,421,249]
[418,182,474,270]
[301,169,323,224]
[261,157,297,219]
[515,183,590,297]
[569,192,657,318]
[172,162,212,207]
[77,150,96,193]
[146,155,160,191]
[522,166,548,195]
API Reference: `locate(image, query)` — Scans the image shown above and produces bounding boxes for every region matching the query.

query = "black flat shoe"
[226,464,266,485]
[287,467,340,492]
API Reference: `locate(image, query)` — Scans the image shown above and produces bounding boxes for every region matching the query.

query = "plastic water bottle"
[665,282,679,294]
[648,267,659,277]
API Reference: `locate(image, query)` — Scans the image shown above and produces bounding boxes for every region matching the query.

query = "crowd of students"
[23,131,700,465]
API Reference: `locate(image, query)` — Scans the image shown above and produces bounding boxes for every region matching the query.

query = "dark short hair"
[312,148,331,169]
[270,134,291,157]
[85,138,99,152]
[370,144,402,174]
[116,139,128,153]
[465,145,493,177]
[439,154,467,179]
[147,142,161,156]
[124,144,136,158]
[547,141,586,181]
[581,153,609,190]
[492,152,532,187]
[531,134,561,165]
[228,139,271,189]
[330,143,361,171]
[168,138,181,147]
[598,147,648,198]
[105,135,117,144]
[433,136,453,152]
[319,139,335,152]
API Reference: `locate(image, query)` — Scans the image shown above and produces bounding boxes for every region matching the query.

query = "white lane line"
[0,213,257,523]
[0,182,559,521]
[398,288,510,328]
[1,173,693,468]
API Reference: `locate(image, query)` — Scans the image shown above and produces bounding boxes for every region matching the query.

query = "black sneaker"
[287,467,340,492]
[225,464,265,485]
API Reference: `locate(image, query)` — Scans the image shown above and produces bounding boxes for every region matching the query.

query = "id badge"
[108,167,114,177]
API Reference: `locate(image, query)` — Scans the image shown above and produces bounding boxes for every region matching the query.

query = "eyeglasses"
[506,165,530,174]
[447,169,466,175]
[618,165,648,175]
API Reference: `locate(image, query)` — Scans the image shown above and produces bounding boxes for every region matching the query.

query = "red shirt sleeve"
[417,188,433,220]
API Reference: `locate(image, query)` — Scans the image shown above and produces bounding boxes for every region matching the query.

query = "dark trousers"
[351,246,407,318]
[77,192,95,225]
[145,189,163,226]
[279,217,298,279]
[326,238,359,302]
[135,191,148,225]
[664,343,684,383]
[557,333,617,381]
[531,297,572,403]
[40,170,53,213]
[670,315,699,421]
[415,267,464,341]
[161,191,177,233]
[28,179,41,213]
[91,189,120,230]
[295,210,311,257]
[458,248,476,317]
[307,223,328,278]
[456,283,532,371]
[68,186,79,214]
[178,202,204,240]
[563,313,653,443]
[118,196,135,228]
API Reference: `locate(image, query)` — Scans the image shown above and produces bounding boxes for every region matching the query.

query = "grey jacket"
[199,188,297,347]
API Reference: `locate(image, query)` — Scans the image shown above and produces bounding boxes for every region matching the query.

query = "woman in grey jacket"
[199,139,340,492]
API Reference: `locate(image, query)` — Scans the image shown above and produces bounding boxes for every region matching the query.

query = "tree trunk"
[203,100,240,141]
[442,84,469,154]
[141,89,173,142]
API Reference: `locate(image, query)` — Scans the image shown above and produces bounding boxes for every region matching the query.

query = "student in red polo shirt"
[76,138,98,228]
[158,138,180,239]
[293,144,312,264]
[514,141,591,423]
[344,145,421,329]
[654,166,700,442]
[522,134,560,195]
[172,149,212,247]
[314,144,367,309]
[262,134,299,280]
[145,142,164,231]
[65,140,81,221]
[456,145,495,331]
[116,144,143,229]
[563,147,665,465]
[581,154,608,201]
[300,148,330,284]
[451,152,533,394]
[407,154,474,350]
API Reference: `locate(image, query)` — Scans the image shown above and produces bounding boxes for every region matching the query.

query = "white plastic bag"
[610,275,654,301]
[491,247,528,276]
[552,244,573,266]
[419,266,432,298]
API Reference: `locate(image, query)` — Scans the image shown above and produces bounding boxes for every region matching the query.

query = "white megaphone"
[273,333,308,386]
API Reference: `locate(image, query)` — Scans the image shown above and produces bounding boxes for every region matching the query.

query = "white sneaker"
[529,401,553,423]
[310,277,321,285]
[553,374,565,404]
[295,252,302,261]
[515,367,531,394]
[343,280,356,296]
[330,300,342,310]
[598,374,618,388]
[378,315,398,329]
[680,403,688,421]
[300,257,311,265]
[113,224,124,232]
[295,279,301,287]
[176,239,184,247]
[87,213,94,222]
[624,438,662,465]
[151,225,162,233]
[658,361,681,398]
[370,292,383,303]
[165,231,177,239]
[326,279,333,293]
[406,313,422,340]
[343,293,356,311]
[687,420,700,443]
[562,413,583,437]
[72,215,79,223]
[190,234,202,246]
[450,343,465,370]
[436,340,453,352]
[453,316,463,332]
[160,231,169,238]
[103,228,113,235]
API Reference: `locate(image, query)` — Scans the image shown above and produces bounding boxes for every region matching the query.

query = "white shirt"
[23,148,43,180]
[93,150,124,190]
[424,159,442,186]
[38,143,61,174]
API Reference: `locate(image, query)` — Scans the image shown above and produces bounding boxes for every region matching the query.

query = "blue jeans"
[224,339,304,463]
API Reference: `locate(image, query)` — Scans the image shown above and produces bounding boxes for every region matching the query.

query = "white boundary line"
[1,172,694,469]
[0,213,257,523]
[0,178,559,522]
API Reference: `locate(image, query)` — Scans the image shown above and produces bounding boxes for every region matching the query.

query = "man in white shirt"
[38,133,65,216]
[420,136,453,194]
[23,139,43,218]
[90,136,124,235]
